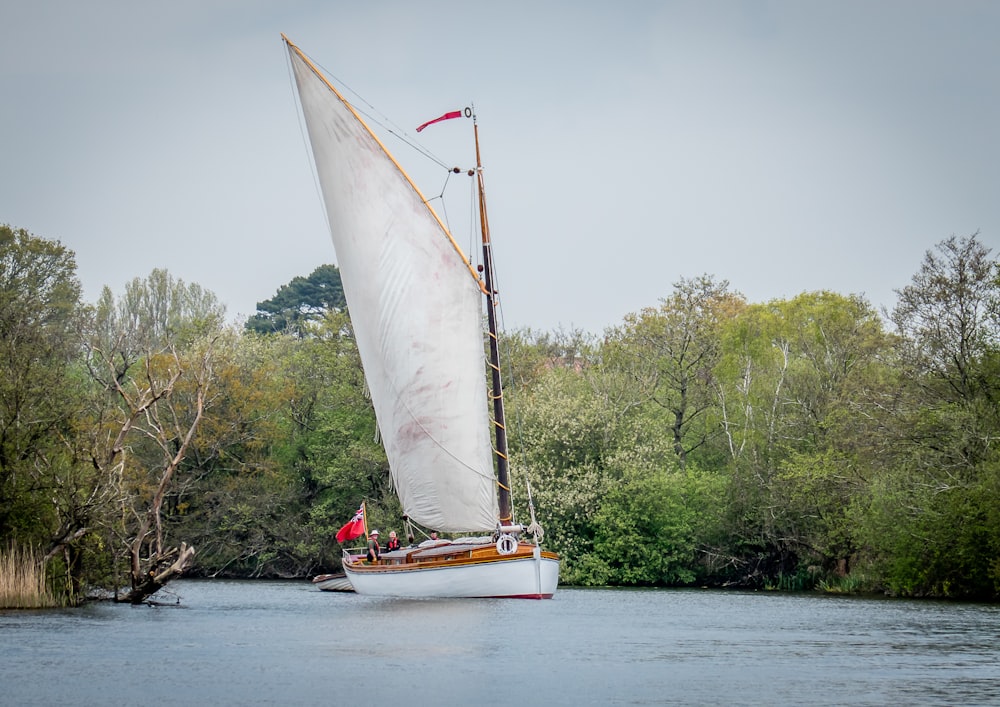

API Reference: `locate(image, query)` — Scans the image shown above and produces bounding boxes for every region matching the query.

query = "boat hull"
[343,544,559,599]
[311,573,354,592]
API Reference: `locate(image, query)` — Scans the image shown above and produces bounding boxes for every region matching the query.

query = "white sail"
[287,44,498,532]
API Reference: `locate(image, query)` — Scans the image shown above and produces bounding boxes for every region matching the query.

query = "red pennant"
[416,110,463,132]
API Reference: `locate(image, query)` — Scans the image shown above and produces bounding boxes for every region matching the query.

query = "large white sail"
[287,44,498,532]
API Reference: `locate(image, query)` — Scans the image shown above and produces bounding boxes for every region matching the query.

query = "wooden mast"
[473,113,513,525]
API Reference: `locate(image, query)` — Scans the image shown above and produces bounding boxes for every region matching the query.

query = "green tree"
[245,264,345,335]
[280,312,392,567]
[511,366,616,583]
[0,225,86,599]
[892,232,999,407]
[501,326,594,392]
[607,275,744,469]
[590,459,725,586]
[860,233,1000,597]
[168,330,310,578]
[713,291,892,587]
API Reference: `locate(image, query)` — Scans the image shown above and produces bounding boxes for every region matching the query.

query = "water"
[2,580,999,706]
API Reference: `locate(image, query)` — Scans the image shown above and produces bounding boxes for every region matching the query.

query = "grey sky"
[2,1,997,334]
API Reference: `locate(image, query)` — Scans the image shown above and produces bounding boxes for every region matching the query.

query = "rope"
[526,480,544,542]
[527,520,544,541]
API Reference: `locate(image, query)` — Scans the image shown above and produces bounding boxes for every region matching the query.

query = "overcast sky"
[2,1,997,334]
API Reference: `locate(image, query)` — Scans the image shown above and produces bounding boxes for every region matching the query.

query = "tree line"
[2,223,998,602]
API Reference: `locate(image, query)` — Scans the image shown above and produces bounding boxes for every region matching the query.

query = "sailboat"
[283,36,559,599]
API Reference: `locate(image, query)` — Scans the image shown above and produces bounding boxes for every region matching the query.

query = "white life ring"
[496,533,518,555]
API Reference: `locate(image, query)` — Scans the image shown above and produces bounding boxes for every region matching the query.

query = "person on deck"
[366,529,380,562]
[418,531,442,547]
[386,531,401,552]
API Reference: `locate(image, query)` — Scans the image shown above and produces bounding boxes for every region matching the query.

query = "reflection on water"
[2,581,999,706]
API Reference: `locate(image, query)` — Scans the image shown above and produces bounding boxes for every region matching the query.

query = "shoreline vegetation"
[2,224,998,606]
[0,545,60,609]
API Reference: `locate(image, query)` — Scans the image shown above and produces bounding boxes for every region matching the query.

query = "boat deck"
[346,540,559,573]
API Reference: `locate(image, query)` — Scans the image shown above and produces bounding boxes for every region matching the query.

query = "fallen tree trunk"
[117,543,196,605]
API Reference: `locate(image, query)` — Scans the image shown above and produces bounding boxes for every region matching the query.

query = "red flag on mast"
[416,110,463,132]
[336,504,366,543]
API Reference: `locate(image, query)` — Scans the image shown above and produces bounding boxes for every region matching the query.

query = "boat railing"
[342,548,366,563]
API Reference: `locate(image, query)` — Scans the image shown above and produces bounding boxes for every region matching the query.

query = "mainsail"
[287,42,498,532]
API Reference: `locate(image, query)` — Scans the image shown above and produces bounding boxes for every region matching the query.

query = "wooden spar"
[473,115,513,525]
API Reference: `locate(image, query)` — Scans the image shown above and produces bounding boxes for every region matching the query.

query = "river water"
[2,580,999,706]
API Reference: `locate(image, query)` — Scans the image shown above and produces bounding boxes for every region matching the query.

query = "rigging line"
[284,48,332,239]
[311,61,454,172]
[483,221,520,516]
[467,168,479,267]
[351,93,476,275]
[286,40,456,175]
[493,262,529,514]
[425,168,455,235]
[371,115,451,170]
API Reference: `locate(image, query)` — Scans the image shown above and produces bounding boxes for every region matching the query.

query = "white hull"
[344,547,559,599]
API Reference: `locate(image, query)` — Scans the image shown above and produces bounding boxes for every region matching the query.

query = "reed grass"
[817,572,868,595]
[0,544,61,609]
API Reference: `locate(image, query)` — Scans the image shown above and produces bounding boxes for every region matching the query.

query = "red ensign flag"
[336,505,366,543]
[416,110,463,132]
